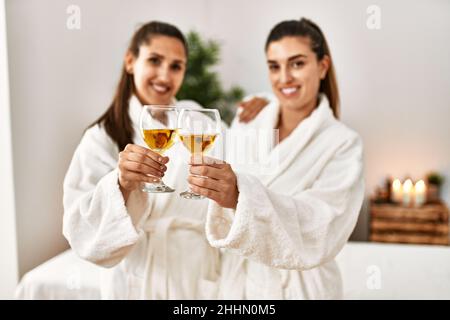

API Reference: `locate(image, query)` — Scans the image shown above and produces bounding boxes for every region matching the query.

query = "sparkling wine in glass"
[140,105,178,193]
[178,108,221,199]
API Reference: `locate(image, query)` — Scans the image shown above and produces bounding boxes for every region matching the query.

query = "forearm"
[63,169,140,266]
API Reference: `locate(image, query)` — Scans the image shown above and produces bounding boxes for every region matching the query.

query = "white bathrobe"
[63,96,221,299]
[206,94,365,299]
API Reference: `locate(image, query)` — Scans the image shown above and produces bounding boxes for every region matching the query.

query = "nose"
[279,66,293,84]
[156,63,171,83]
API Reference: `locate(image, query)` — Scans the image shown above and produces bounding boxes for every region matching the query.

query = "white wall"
[0,0,18,299]
[5,0,450,277]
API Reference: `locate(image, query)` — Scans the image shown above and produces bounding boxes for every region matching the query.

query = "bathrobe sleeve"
[63,125,149,268]
[205,132,364,270]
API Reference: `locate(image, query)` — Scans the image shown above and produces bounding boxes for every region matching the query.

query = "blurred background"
[1,0,449,299]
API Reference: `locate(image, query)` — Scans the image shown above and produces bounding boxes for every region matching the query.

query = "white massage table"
[15,242,450,299]
[15,249,101,299]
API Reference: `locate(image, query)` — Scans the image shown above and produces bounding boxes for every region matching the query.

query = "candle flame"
[403,179,413,192]
[415,180,426,192]
[393,179,402,190]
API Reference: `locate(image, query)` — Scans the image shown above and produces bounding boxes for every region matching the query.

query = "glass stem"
[153,151,164,184]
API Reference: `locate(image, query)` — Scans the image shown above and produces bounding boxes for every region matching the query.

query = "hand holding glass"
[178,108,221,199]
[140,105,178,193]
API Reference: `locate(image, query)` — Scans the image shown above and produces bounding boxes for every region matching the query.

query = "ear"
[124,51,135,74]
[319,55,331,80]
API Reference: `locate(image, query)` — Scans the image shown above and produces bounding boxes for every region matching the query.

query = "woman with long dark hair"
[190,18,364,299]
[63,21,221,299]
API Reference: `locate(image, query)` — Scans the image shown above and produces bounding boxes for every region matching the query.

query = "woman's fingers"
[238,97,268,122]
[238,99,255,120]
[120,143,168,176]
[120,170,160,184]
[189,165,227,180]
[187,155,239,209]
[126,152,167,173]
[241,102,265,122]
[124,143,169,164]
[189,155,225,167]
[188,175,221,192]
[189,155,234,181]
[243,104,265,122]
[120,160,164,178]
[189,183,221,202]
[118,144,169,192]
[188,176,238,209]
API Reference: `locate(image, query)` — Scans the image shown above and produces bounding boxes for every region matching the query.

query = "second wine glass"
[178,108,222,199]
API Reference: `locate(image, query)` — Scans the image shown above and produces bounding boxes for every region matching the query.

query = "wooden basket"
[369,202,449,245]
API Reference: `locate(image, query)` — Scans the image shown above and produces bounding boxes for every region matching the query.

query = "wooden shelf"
[370,233,449,245]
[369,202,449,246]
[371,220,449,233]
[371,203,448,222]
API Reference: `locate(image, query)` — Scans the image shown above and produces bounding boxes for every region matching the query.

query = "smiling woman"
[124,36,187,106]
[89,22,189,152]
[265,19,339,143]
[62,21,222,300]
[190,18,365,299]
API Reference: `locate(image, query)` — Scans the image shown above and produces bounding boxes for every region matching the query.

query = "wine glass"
[178,108,222,199]
[140,105,178,193]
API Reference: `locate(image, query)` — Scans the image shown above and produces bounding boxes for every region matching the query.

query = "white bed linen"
[15,250,101,300]
[15,242,450,299]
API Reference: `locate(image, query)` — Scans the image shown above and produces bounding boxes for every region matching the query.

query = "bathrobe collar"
[259,94,336,186]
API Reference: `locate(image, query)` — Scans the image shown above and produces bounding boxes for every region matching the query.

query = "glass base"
[179,190,205,200]
[142,182,175,193]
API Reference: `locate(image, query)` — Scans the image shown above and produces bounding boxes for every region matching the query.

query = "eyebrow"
[267,54,307,64]
[147,52,186,64]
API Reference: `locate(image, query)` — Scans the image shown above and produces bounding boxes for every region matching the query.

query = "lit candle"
[414,180,426,207]
[391,179,403,203]
[402,179,413,206]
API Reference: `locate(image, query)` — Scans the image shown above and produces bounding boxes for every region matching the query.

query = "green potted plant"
[176,31,245,125]
[426,172,444,203]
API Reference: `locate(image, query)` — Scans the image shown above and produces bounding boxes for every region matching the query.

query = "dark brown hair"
[89,21,188,151]
[265,18,340,118]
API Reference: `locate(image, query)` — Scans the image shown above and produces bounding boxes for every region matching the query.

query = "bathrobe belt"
[140,216,217,299]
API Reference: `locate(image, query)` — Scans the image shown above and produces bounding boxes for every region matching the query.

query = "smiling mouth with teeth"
[280,87,300,96]
[152,83,170,94]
